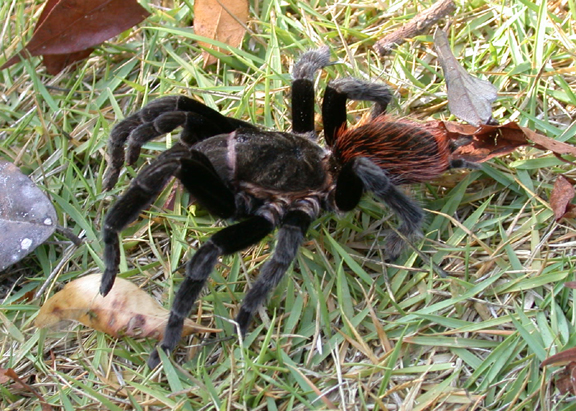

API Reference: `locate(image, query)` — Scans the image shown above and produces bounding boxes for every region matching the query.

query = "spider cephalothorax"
[100,48,469,368]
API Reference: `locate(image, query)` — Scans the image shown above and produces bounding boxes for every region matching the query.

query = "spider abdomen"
[333,116,451,185]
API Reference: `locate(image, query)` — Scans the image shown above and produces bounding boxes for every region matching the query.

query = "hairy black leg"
[103,96,257,190]
[177,151,236,218]
[334,161,364,211]
[291,47,331,134]
[235,210,312,336]
[101,145,191,296]
[351,157,423,260]
[102,145,241,295]
[125,112,225,166]
[322,78,392,145]
[148,216,275,368]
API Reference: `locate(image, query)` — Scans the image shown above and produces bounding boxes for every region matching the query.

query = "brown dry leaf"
[549,175,576,221]
[422,121,576,163]
[543,350,576,395]
[0,367,10,384]
[1,0,150,74]
[35,274,219,340]
[555,362,576,395]
[543,347,576,367]
[1,368,54,410]
[194,0,249,67]
[564,281,576,289]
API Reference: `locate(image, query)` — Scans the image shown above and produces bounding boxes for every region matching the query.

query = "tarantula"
[100,48,468,368]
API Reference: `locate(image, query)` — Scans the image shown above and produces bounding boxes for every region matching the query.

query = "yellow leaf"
[194,0,249,67]
[35,274,219,340]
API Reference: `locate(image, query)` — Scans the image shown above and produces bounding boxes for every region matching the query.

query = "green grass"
[1,0,576,409]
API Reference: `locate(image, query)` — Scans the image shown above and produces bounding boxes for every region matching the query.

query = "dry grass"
[1,0,576,410]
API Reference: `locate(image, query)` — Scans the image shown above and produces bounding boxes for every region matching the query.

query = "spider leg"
[101,147,237,296]
[322,77,392,145]
[338,157,423,260]
[178,151,236,219]
[235,209,312,336]
[291,47,331,134]
[104,95,256,190]
[148,215,275,368]
[449,158,481,170]
[101,145,189,295]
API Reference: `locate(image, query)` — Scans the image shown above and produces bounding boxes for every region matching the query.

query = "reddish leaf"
[1,0,150,74]
[36,274,219,340]
[543,347,576,367]
[0,368,10,384]
[550,175,576,221]
[421,121,576,163]
[194,0,249,67]
[543,350,576,395]
[42,49,95,75]
[434,29,497,126]
[564,281,576,289]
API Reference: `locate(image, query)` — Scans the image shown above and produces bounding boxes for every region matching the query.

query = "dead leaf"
[543,349,576,395]
[564,281,576,289]
[555,362,576,395]
[1,0,150,74]
[36,274,219,340]
[27,0,94,74]
[0,368,54,410]
[194,0,249,67]
[0,160,57,271]
[550,175,576,221]
[0,368,10,384]
[421,121,576,163]
[543,347,576,367]
[434,29,498,126]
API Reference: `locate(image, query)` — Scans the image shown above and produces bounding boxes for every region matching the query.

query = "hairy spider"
[100,48,470,368]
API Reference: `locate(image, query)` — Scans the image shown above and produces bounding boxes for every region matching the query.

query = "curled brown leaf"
[36,274,219,340]
[421,121,576,163]
[543,349,576,395]
[0,368,53,410]
[543,347,576,367]
[549,175,576,221]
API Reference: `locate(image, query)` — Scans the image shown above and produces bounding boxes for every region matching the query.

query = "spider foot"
[148,348,161,368]
[292,46,331,80]
[234,308,252,337]
[383,229,422,261]
[449,158,481,170]
[99,267,117,296]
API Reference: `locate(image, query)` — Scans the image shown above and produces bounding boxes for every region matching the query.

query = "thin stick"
[374,0,456,56]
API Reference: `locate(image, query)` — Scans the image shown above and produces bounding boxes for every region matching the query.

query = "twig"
[55,225,83,246]
[374,0,456,56]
